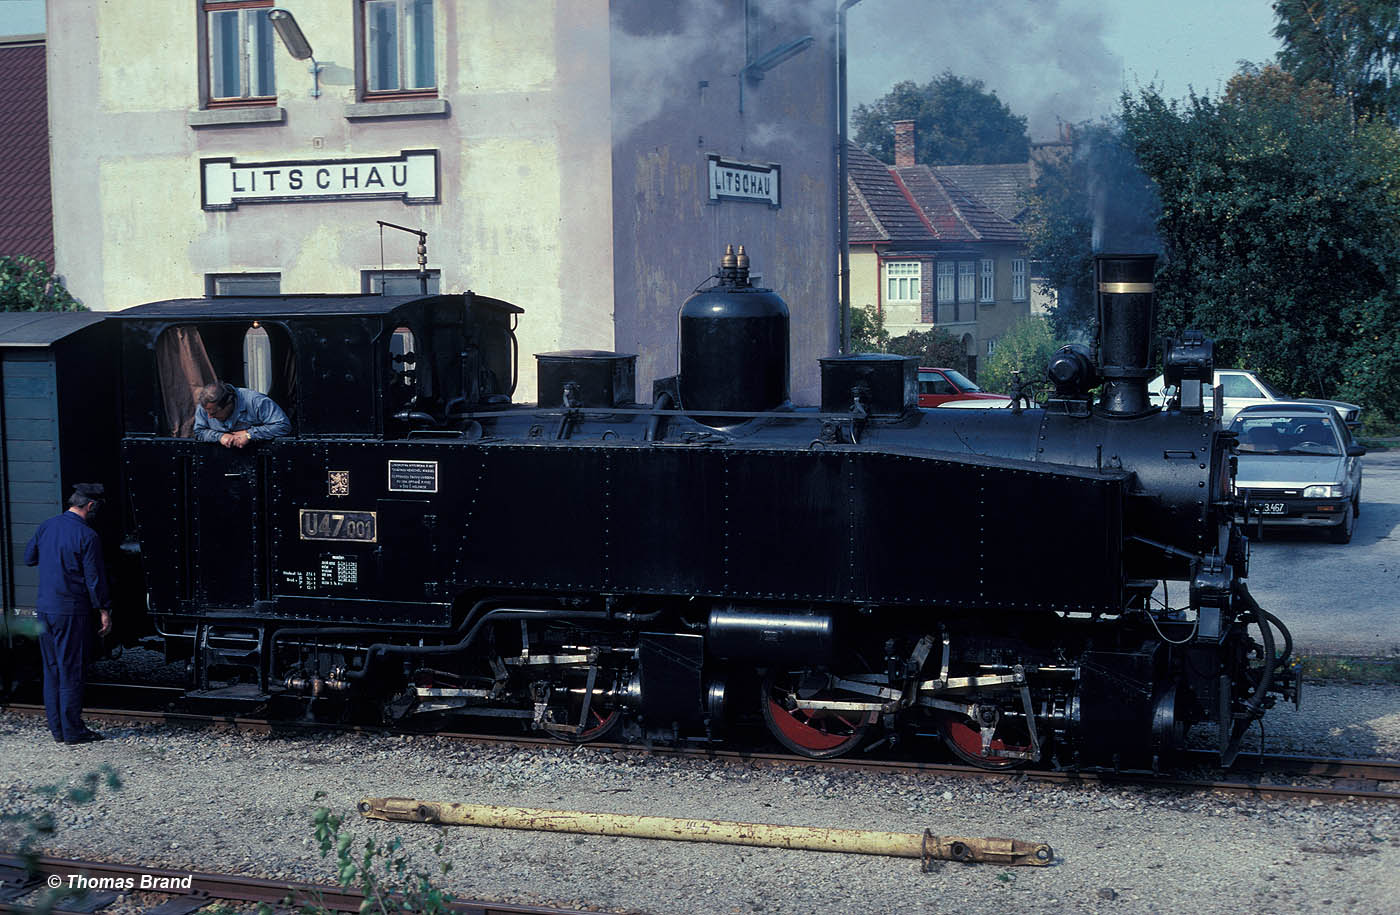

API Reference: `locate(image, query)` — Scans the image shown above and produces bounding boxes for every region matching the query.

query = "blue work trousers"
[37,611,94,741]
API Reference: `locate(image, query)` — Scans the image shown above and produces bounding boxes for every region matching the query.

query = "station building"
[44,1,839,401]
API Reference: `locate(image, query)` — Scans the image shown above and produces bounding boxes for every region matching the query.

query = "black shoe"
[64,730,104,744]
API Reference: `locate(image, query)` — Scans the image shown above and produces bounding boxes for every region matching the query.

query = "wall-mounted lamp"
[737,33,813,114]
[268,8,323,98]
[742,35,814,83]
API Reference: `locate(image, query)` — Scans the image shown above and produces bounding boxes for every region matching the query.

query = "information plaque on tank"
[388,460,438,493]
[299,510,377,543]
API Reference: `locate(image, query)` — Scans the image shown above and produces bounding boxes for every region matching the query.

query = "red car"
[916,367,1011,408]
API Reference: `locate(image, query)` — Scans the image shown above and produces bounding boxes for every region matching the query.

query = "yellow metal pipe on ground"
[358,797,1052,867]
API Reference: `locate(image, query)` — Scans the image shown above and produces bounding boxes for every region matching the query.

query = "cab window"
[155,322,296,437]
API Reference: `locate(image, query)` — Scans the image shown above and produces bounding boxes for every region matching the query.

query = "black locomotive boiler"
[109,248,1295,770]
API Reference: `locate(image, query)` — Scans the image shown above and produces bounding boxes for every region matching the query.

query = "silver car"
[1230,403,1365,543]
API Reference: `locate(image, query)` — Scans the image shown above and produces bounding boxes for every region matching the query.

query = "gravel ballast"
[2,683,1399,915]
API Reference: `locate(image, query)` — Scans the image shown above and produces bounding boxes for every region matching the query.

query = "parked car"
[1148,369,1361,429]
[1230,403,1365,543]
[917,367,1011,408]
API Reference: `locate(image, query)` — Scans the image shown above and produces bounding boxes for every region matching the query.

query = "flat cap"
[73,483,105,500]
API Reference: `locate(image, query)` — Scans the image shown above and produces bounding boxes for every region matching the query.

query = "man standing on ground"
[24,483,111,744]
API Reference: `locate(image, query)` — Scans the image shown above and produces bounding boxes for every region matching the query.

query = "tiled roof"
[932,163,1031,223]
[846,143,933,244]
[894,165,1024,243]
[0,39,54,268]
[845,143,1024,247]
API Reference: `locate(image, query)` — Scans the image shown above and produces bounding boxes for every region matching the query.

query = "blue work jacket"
[193,387,292,443]
[24,510,110,616]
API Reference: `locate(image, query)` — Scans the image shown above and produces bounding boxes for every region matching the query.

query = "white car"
[1148,369,1361,429]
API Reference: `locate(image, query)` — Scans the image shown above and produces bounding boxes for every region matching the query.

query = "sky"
[1,0,1284,140]
[845,0,1284,140]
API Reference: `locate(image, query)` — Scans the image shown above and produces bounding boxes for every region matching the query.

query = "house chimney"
[894,119,915,167]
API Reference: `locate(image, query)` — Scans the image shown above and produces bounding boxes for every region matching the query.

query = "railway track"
[0,853,597,915]
[5,700,1398,804]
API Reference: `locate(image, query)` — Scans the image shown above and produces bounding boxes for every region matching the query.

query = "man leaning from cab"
[193,381,291,447]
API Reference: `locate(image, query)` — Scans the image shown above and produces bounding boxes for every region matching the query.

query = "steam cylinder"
[680,248,790,417]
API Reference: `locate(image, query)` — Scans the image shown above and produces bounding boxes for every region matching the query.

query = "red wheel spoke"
[761,670,875,759]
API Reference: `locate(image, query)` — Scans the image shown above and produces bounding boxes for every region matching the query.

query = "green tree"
[849,304,888,353]
[1273,0,1400,124]
[886,326,968,374]
[853,72,1030,165]
[980,315,1063,399]
[0,256,84,312]
[1121,69,1400,416]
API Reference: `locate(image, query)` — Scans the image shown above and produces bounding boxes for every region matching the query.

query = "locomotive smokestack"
[1095,254,1157,416]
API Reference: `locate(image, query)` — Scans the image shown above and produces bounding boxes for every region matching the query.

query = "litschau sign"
[201,150,438,210]
[707,155,780,207]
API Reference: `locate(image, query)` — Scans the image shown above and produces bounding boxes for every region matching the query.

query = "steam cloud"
[846,0,1122,141]
[609,0,838,147]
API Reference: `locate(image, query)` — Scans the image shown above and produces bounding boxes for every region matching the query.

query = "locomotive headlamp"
[1163,330,1214,413]
[268,9,323,98]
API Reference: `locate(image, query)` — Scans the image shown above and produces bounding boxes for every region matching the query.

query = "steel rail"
[0,853,598,915]
[5,702,1397,803]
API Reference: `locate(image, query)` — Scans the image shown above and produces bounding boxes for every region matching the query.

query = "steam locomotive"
[3,249,1296,770]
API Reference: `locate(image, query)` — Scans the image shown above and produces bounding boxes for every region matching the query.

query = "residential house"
[847,120,1033,379]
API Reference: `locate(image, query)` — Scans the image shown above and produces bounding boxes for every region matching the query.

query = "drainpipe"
[837,0,865,354]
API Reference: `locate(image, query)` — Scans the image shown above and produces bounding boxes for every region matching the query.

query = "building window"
[987,337,998,356]
[361,0,436,97]
[1012,258,1028,301]
[362,270,442,295]
[979,259,995,303]
[204,1,276,106]
[207,273,281,296]
[957,262,976,303]
[884,261,920,304]
[936,262,955,304]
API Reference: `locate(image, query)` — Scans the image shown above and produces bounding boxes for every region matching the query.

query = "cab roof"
[111,292,522,320]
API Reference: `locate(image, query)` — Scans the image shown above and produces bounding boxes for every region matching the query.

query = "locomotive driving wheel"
[542,704,622,743]
[536,676,624,744]
[761,668,877,759]
[938,710,1032,770]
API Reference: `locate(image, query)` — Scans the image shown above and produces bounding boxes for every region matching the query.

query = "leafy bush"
[849,304,888,354]
[980,315,1064,399]
[308,793,454,914]
[0,766,122,915]
[886,326,968,375]
[0,256,84,312]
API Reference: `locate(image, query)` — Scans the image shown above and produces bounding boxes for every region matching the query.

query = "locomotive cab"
[113,292,520,693]
[116,292,521,441]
